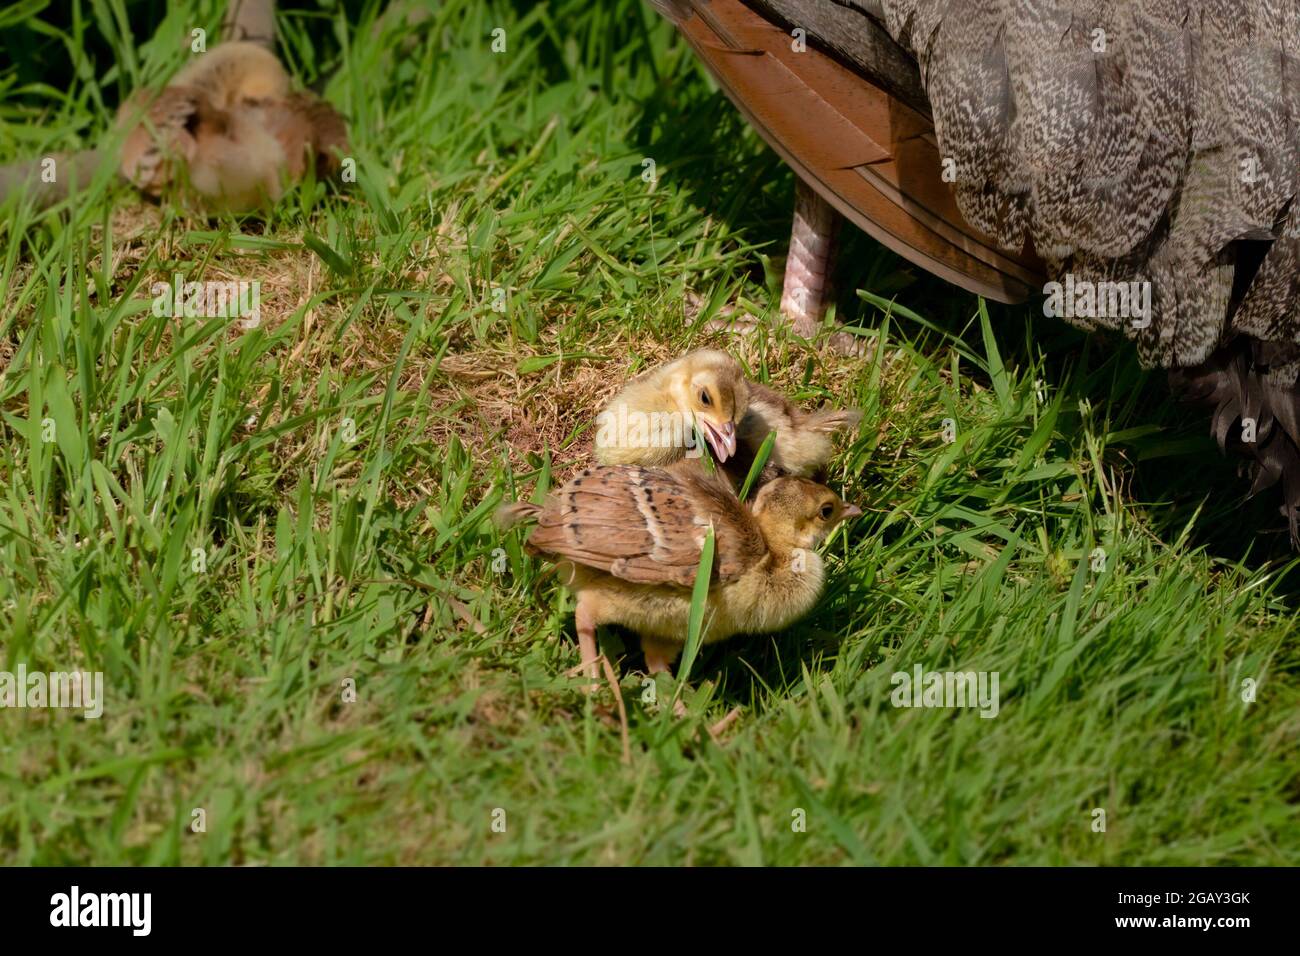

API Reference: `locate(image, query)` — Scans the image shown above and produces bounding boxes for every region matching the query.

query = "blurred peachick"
[497,464,859,679]
[595,350,861,487]
[737,380,862,482]
[117,40,349,211]
[653,0,1300,540]
[0,0,347,214]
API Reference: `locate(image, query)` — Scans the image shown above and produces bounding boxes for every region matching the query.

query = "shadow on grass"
[586,620,834,707]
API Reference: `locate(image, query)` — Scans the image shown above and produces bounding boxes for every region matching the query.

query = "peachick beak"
[702,420,737,463]
[842,503,863,518]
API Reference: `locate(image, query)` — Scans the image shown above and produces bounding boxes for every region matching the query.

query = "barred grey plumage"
[882,0,1298,374]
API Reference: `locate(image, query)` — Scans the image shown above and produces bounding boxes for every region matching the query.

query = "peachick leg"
[642,637,739,729]
[574,593,601,690]
[642,638,692,717]
[641,637,678,675]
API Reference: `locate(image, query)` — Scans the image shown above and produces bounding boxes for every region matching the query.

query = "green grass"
[0,0,1297,865]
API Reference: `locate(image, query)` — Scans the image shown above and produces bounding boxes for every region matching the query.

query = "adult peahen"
[653,0,1300,541]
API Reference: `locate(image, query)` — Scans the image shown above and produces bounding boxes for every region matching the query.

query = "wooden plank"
[676,0,1045,302]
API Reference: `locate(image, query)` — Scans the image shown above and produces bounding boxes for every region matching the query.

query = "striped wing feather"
[526,465,765,587]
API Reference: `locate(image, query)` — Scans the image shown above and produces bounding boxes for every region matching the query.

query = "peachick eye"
[592,350,861,480]
[820,503,834,519]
